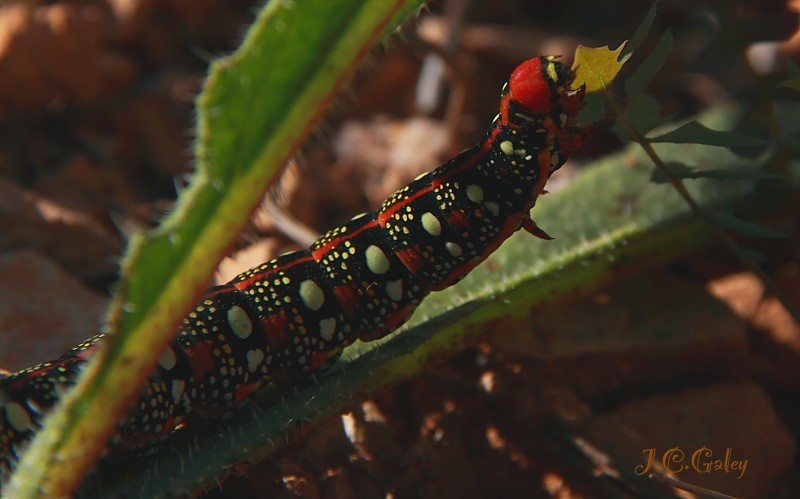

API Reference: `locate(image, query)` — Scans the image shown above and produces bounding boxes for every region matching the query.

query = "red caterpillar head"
[501,55,584,123]
[501,56,589,173]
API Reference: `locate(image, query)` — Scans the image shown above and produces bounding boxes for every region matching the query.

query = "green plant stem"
[607,92,800,323]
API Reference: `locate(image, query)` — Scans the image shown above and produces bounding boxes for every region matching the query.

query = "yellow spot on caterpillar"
[171,379,185,403]
[421,212,442,236]
[300,280,325,310]
[5,402,31,432]
[227,305,253,339]
[246,349,264,373]
[319,318,336,341]
[546,61,558,82]
[485,202,500,215]
[386,279,403,301]
[366,245,390,274]
[466,185,483,203]
[445,242,463,257]
[500,140,514,156]
[158,347,177,370]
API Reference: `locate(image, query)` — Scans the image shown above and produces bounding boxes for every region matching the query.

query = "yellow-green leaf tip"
[572,43,629,93]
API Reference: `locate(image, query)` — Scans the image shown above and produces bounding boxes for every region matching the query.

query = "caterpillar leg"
[522,217,553,240]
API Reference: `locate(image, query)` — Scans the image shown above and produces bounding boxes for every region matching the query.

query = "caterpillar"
[0,55,588,484]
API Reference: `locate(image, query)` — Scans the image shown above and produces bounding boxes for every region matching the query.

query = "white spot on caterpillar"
[300,280,325,310]
[247,349,265,373]
[414,171,428,181]
[350,212,367,221]
[500,140,514,156]
[171,379,185,403]
[320,318,337,342]
[386,279,403,301]
[485,202,500,216]
[158,347,176,370]
[342,412,357,445]
[227,305,253,339]
[5,402,31,432]
[421,212,442,236]
[466,185,483,203]
[365,245,390,275]
[445,242,463,257]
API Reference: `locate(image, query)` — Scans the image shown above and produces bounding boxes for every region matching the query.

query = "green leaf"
[704,212,786,239]
[575,91,607,122]
[623,2,659,58]
[695,169,780,181]
[624,29,673,98]
[783,137,800,154]
[648,120,768,148]
[573,43,629,93]
[650,161,693,183]
[615,93,666,139]
[789,60,800,78]
[650,161,780,183]
[779,60,800,91]
[779,77,800,92]
[732,245,769,265]
[7,1,422,497]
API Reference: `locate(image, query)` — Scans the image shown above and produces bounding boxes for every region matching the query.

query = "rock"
[0,250,107,371]
[0,3,136,115]
[0,177,122,281]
